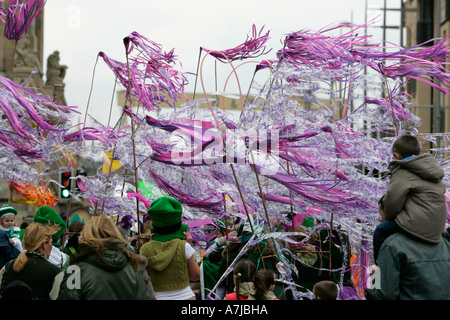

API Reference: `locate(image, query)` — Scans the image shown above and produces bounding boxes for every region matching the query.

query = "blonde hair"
[13,223,59,273]
[77,215,140,271]
[78,215,126,253]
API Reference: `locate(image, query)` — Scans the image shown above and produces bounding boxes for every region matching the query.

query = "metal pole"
[383,0,387,53]
[364,0,368,134]
[400,0,404,47]
[434,0,442,148]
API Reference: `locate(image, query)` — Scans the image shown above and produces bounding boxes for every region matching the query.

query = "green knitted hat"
[0,204,17,219]
[147,196,188,242]
[33,206,67,241]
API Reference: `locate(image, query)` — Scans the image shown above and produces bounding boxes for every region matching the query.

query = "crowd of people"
[0,135,449,300]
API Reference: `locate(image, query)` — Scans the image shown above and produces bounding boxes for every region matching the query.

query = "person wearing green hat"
[63,213,85,259]
[33,206,69,270]
[0,204,23,253]
[140,196,200,300]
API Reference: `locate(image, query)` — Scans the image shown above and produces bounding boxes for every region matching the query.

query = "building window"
[408,78,417,98]
[417,0,434,44]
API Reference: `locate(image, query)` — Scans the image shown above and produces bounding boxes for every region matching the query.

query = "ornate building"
[0,7,75,222]
[0,7,67,105]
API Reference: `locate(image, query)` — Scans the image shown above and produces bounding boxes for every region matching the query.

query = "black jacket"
[1,252,62,300]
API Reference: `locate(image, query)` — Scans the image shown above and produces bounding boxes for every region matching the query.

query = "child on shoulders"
[373,135,447,263]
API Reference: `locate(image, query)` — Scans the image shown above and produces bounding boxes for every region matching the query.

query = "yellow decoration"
[102,151,123,173]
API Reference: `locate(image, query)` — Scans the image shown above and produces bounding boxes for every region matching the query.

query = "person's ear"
[393,152,402,160]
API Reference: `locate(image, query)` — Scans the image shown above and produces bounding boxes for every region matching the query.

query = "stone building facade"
[0,7,77,224]
[404,0,450,147]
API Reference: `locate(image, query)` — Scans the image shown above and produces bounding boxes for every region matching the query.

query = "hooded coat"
[383,153,447,243]
[57,239,151,300]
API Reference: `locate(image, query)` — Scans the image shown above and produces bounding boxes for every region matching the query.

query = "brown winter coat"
[383,153,447,243]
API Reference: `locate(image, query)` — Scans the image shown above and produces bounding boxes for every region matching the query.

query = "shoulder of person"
[383,232,418,250]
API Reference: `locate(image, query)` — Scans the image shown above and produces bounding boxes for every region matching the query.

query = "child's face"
[1,215,15,228]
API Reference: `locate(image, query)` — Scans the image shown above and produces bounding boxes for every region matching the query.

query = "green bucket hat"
[0,204,17,219]
[33,206,67,241]
[147,196,188,242]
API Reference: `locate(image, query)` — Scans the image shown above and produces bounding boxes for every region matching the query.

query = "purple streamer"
[201,24,271,63]
[0,0,46,41]
[149,169,224,213]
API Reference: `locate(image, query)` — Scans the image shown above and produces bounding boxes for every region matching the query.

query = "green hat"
[147,196,188,242]
[0,204,17,219]
[69,213,84,226]
[301,216,315,228]
[33,206,67,241]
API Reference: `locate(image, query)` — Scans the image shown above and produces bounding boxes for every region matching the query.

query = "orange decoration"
[9,181,58,208]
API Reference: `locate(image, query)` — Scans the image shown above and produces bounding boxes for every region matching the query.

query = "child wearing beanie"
[0,204,23,252]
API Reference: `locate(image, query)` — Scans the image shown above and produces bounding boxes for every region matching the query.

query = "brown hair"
[392,135,420,159]
[68,220,84,233]
[290,226,318,244]
[13,223,59,273]
[313,280,338,300]
[253,269,275,300]
[233,259,256,300]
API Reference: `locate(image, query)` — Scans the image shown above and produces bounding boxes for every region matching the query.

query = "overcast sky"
[42,0,402,126]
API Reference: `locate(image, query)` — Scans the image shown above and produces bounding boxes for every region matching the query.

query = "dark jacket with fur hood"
[57,239,152,300]
[383,153,447,243]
